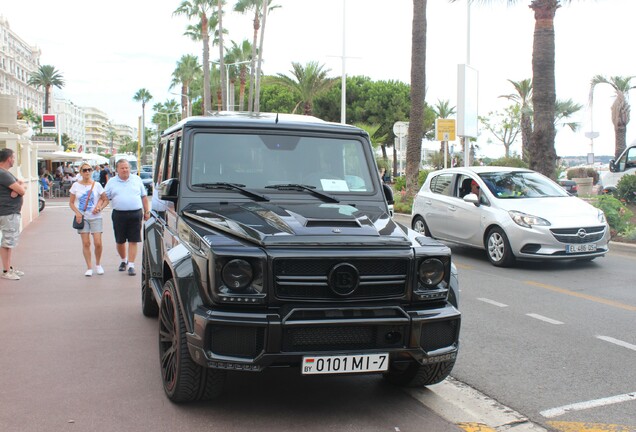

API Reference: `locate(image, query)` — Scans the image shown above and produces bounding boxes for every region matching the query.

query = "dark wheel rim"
[142,256,150,304]
[159,290,178,392]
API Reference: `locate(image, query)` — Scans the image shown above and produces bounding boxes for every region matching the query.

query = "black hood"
[183,201,411,247]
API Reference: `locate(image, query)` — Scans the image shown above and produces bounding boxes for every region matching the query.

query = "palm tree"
[170,54,202,118]
[234,0,280,112]
[451,0,576,179]
[432,99,456,165]
[27,65,65,113]
[405,0,426,198]
[500,78,532,162]
[226,39,253,111]
[106,126,118,155]
[270,61,335,116]
[133,89,153,161]
[217,0,227,110]
[590,75,636,160]
[554,98,582,132]
[174,0,217,115]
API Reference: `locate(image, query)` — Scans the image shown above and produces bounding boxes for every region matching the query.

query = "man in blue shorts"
[104,159,150,276]
[0,148,26,280]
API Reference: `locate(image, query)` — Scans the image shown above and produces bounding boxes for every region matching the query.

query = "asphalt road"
[394,213,636,431]
[0,203,462,432]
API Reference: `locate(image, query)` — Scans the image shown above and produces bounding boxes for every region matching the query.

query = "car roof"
[428,166,534,176]
[162,111,368,137]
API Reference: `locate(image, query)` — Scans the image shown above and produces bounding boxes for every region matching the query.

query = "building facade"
[84,106,109,154]
[0,16,44,115]
[52,96,86,150]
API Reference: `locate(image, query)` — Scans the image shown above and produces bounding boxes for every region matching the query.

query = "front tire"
[412,215,431,237]
[384,359,456,387]
[486,227,515,267]
[141,253,159,317]
[159,279,226,402]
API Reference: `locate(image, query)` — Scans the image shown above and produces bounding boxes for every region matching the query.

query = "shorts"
[78,217,103,234]
[0,213,21,248]
[112,209,143,244]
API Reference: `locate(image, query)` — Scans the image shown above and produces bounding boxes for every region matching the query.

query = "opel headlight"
[597,209,607,224]
[509,210,551,228]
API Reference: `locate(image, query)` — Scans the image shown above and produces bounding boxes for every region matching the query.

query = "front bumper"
[509,224,610,260]
[186,304,460,371]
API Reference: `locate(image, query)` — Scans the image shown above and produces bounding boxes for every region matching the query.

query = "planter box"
[573,177,593,196]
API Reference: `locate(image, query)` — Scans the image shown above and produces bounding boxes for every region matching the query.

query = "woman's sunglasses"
[82,168,93,172]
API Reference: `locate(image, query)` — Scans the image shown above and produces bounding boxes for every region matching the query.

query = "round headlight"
[222,259,253,290]
[418,258,445,287]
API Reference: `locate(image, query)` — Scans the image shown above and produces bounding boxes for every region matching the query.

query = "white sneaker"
[2,270,20,280]
[10,267,24,277]
[85,269,93,277]
[95,265,104,275]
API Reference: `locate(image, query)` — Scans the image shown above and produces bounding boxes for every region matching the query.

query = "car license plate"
[301,353,389,375]
[566,243,597,253]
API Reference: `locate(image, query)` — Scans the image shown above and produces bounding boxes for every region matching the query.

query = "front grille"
[420,319,459,352]
[550,226,606,244]
[274,258,408,300]
[282,324,406,352]
[208,325,265,358]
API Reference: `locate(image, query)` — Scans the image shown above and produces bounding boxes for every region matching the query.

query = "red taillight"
[572,185,578,192]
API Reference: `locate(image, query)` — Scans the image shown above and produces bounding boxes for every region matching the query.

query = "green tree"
[270,61,336,115]
[234,0,280,112]
[133,89,153,160]
[170,54,202,117]
[27,65,65,113]
[554,98,582,132]
[225,39,253,110]
[152,100,181,131]
[479,105,522,157]
[432,99,456,163]
[105,127,118,155]
[589,75,636,160]
[174,0,217,115]
[405,0,427,198]
[217,0,227,109]
[500,78,532,161]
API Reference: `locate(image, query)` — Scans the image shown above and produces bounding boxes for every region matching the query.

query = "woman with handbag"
[69,162,108,277]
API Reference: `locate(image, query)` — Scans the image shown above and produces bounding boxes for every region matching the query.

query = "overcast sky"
[3,0,635,158]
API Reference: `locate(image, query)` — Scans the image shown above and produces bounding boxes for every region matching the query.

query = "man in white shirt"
[103,160,150,276]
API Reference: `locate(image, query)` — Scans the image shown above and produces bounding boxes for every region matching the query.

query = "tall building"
[52,95,85,150]
[84,106,109,154]
[0,16,44,115]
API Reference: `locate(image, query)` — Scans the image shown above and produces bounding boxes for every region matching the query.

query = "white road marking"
[596,335,636,352]
[526,313,564,325]
[540,392,636,418]
[477,298,508,308]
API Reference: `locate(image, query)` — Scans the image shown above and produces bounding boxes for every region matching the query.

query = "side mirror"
[609,159,616,172]
[463,193,480,207]
[382,183,394,205]
[159,178,179,203]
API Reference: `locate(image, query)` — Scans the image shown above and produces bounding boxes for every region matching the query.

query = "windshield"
[479,171,568,198]
[190,132,375,193]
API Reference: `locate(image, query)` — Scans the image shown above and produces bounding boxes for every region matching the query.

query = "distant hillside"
[560,155,614,167]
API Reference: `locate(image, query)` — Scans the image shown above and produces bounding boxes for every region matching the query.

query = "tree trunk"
[254,0,268,113]
[529,0,558,179]
[201,12,212,115]
[248,11,260,112]
[218,0,226,110]
[405,0,426,198]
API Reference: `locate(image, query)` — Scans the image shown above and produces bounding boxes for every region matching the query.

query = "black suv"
[142,113,461,402]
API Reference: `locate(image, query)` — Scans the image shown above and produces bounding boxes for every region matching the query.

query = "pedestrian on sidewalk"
[69,162,109,277]
[104,159,150,276]
[0,148,26,280]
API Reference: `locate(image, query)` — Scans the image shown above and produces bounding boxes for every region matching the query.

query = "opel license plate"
[566,243,597,253]
[302,353,389,375]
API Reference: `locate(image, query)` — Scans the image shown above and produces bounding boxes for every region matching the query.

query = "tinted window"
[429,173,453,196]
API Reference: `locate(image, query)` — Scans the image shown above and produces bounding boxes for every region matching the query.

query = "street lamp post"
[170,92,191,117]
[211,60,251,111]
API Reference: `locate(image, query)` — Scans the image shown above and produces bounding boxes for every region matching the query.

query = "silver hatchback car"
[411,167,610,267]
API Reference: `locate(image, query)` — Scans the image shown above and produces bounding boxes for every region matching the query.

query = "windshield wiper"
[191,182,269,202]
[265,183,340,203]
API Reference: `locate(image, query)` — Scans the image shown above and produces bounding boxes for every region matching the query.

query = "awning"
[38,151,85,161]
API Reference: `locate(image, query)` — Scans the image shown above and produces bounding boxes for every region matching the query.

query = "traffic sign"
[393,121,409,138]
[436,118,456,141]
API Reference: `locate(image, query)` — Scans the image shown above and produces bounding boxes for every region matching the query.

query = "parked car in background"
[411,166,610,267]
[141,164,153,173]
[558,179,578,196]
[139,171,153,194]
[600,143,636,194]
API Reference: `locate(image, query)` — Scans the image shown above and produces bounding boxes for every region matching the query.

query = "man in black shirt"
[99,163,111,187]
[0,148,26,280]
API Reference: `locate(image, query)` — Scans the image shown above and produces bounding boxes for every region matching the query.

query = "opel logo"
[577,228,588,238]
[328,263,359,296]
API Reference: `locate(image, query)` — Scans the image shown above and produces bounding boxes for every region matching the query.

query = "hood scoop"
[305,219,361,228]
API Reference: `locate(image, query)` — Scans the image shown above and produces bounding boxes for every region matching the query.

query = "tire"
[486,227,515,267]
[141,253,159,317]
[159,279,226,402]
[412,215,431,237]
[384,359,456,387]
[38,198,45,212]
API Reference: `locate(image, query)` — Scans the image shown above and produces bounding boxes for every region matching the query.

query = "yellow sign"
[436,118,456,141]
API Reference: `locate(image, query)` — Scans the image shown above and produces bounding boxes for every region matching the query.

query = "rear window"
[429,173,453,196]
